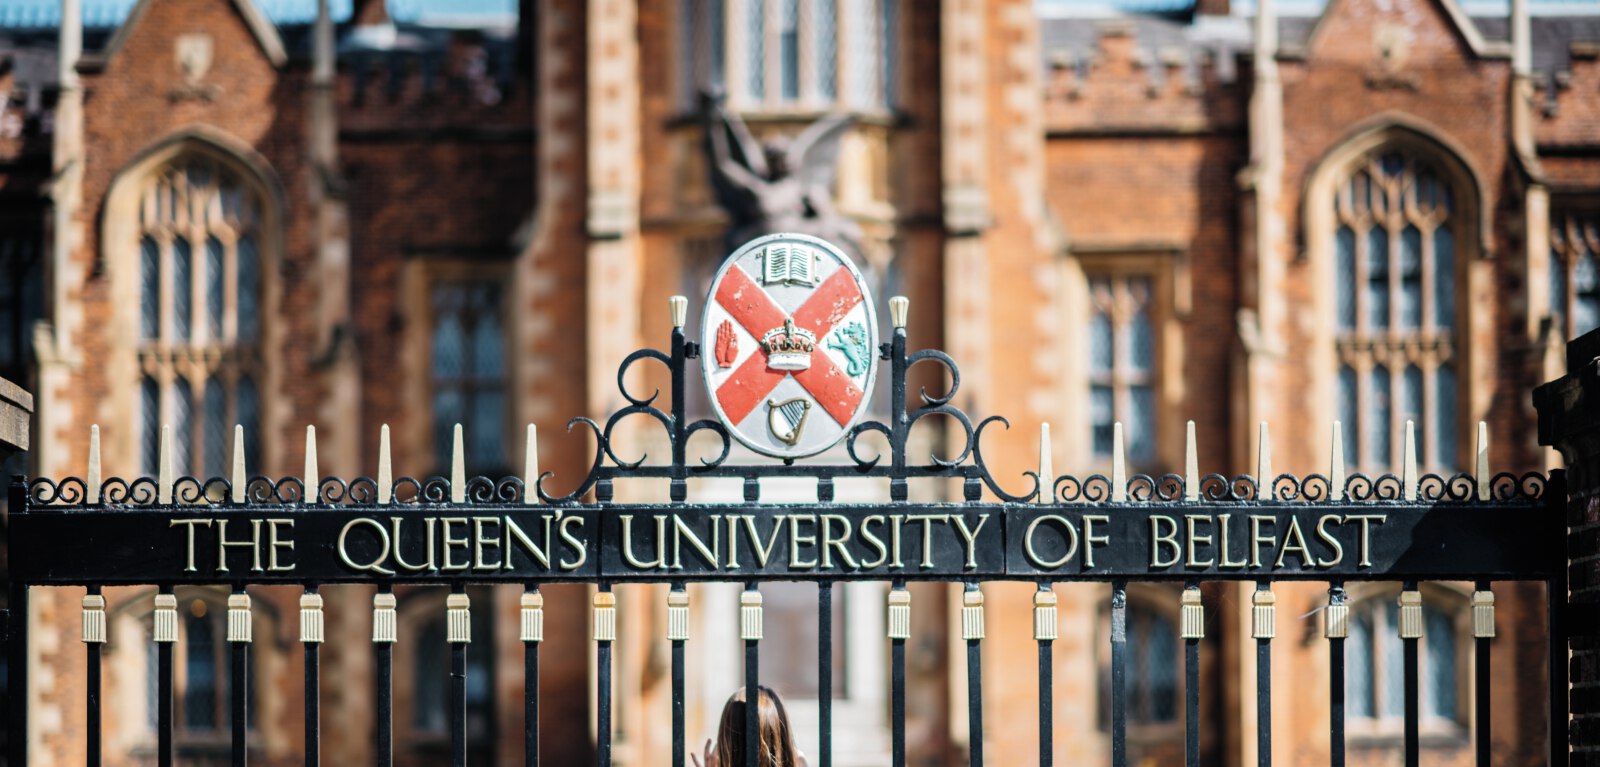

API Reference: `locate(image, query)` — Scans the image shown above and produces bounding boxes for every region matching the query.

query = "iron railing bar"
[1111,580,1128,767]
[818,580,833,767]
[1184,582,1200,767]
[744,580,759,767]
[1038,581,1054,767]
[231,593,249,767]
[304,586,320,767]
[1257,581,1272,767]
[891,579,907,767]
[450,585,468,767]
[87,585,102,767]
[672,583,686,767]
[1473,579,1489,767]
[965,581,984,767]
[1403,580,1419,767]
[1329,583,1346,767]
[598,583,614,767]
[375,586,394,767]
[525,585,541,767]
[157,586,174,767]
[1548,469,1570,767]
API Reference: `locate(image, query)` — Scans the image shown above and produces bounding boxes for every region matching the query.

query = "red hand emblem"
[715,320,738,368]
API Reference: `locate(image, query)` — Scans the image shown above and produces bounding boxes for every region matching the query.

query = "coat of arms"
[700,233,878,458]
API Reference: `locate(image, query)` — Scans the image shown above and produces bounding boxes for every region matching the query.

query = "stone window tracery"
[1551,209,1600,341]
[1087,273,1156,464]
[1332,151,1459,471]
[430,280,508,473]
[1344,587,1466,736]
[134,158,263,476]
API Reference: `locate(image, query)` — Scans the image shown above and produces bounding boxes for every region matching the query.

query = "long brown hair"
[714,685,800,767]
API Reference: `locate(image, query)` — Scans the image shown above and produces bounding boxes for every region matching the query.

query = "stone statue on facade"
[700,89,863,258]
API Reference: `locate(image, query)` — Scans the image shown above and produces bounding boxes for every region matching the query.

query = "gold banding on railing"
[373,593,397,643]
[1181,588,1204,640]
[1034,588,1058,641]
[887,588,911,639]
[1326,593,1349,639]
[300,593,324,643]
[740,589,763,641]
[1399,590,1424,639]
[593,592,617,642]
[227,593,252,643]
[667,590,690,641]
[521,591,545,643]
[447,593,471,643]
[154,593,178,643]
[1473,590,1496,638]
[1252,588,1275,640]
[962,589,985,641]
[81,594,106,644]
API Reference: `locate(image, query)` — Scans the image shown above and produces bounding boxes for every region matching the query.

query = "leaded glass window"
[411,588,496,763]
[1332,151,1461,470]
[432,281,508,473]
[1552,210,1600,341]
[0,226,43,385]
[1346,592,1464,731]
[1088,275,1156,464]
[145,593,257,737]
[1098,596,1180,729]
[133,157,264,476]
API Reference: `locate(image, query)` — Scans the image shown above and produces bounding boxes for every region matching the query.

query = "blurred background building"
[0,0,1597,763]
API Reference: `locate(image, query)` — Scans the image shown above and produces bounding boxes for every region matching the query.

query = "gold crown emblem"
[762,319,816,371]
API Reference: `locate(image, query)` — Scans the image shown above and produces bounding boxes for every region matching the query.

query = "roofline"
[1302,0,1510,59]
[90,0,287,70]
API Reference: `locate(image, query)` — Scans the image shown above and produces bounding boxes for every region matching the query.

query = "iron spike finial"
[451,423,466,503]
[1111,422,1127,503]
[87,424,101,504]
[1402,419,1418,501]
[1476,421,1489,501]
[158,424,173,504]
[1183,420,1198,501]
[231,424,246,504]
[1257,422,1273,500]
[304,425,319,502]
[669,296,688,329]
[1330,421,1346,501]
[889,296,909,329]
[377,424,392,505]
[1037,422,1053,504]
[524,423,539,504]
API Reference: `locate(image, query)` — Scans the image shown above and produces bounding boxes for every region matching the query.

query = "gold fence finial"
[158,424,173,504]
[669,295,688,329]
[228,592,253,643]
[447,593,471,643]
[1181,587,1204,640]
[1476,421,1490,502]
[1184,420,1198,501]
[451,423,465,503]
[522,591,545,642]
[667,590,690,641]
[1402,420,1417,501]
[82,593,106,644]
[378,424,392,505]
[1034,587,1058,641]
[1257,422,1273,500]
[524,423,539,504]
[1038,422,1053,504]
[1398,590,1423,639]
[1330,421,1346,501]
[372,592,397,643]
[1111,422,1127,503]
[300,592,324,643]
[1252,587,1275,639]
[889,296,909,329]
[305,425,319,501]
[593,591,617,642]
[961,587,985,641]
[231,424,246,504]
[87,424,101,504]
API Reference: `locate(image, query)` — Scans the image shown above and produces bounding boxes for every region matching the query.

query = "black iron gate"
[5,296,1566,767]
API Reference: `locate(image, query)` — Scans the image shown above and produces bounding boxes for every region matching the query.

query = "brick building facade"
[0,0,1597,763]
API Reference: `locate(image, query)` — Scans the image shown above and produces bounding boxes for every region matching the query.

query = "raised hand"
[715,319,738,368]
[691,738,717,767]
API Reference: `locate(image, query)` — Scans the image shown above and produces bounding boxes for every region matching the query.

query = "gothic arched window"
[1551,209,1600,342]
[1333,150,1460,471]
[134,157,264,476]
[1345,588,1466,735]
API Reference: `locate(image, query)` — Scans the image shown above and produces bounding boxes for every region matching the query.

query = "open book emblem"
[761,242,818,287]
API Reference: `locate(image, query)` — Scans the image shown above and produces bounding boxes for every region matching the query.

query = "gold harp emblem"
[766,398,811,446]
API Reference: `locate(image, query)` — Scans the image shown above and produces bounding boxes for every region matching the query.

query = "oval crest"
[700,233,879,459]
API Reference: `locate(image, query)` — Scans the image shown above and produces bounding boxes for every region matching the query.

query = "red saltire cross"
[713,263,866,427]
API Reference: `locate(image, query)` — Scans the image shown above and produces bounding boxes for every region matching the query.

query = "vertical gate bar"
[1111,580,1128,767]
[1549,469,1570,767]
[523,586,543,767]
[1328,584,1347,767]
[596,585,615,767]
[156,588,176,767]
[742,581,761,767]
[1036,583,1056,767]
[302,589,322,767]
[964,583,985,767]
[1401,583,1420,767]
[818,580,833,767]
[374,588,395,767]
[448,589,469,767]
[1255,582,1274,767]
[1472,581,1492,767]
[890,581,908,767]
[4,481,22,767]
[1182,584,1202,767]
[84,586,104,767]
[670,584,688,767]
[229,590,252,767]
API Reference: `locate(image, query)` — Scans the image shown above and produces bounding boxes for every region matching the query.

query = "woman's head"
[714,685,799,767]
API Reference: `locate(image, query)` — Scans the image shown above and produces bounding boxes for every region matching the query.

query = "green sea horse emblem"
[827,322,870,377]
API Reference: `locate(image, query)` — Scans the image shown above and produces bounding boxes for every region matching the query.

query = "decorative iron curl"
[1272,473,1331,502]
[616,349,672,408]
[389,477,423,504]
[971,416,1039,503]
[1489,471,1546,501]
[28,477,87,505]
[1056,474,1112,503]
[1416,473,1475,502]
[906,349,961,406]
[685,419,733,469]
[845,421,892,470]
[538,419,606,505]
[262,477,305,504]
[600,405,674,469]
[102,477,157,505]
[420,477,451,504]
[348,477,380,505]
[494,476,527,503]
[906,406,975,468]
[1201,474,1258,502]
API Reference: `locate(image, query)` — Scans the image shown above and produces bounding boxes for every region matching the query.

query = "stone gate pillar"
[1536,331,1600,761]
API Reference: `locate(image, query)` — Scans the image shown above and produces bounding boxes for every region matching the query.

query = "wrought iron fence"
[6,296,1565,767]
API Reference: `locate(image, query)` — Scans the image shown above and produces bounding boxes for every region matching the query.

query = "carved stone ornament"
[700,233,878,459]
